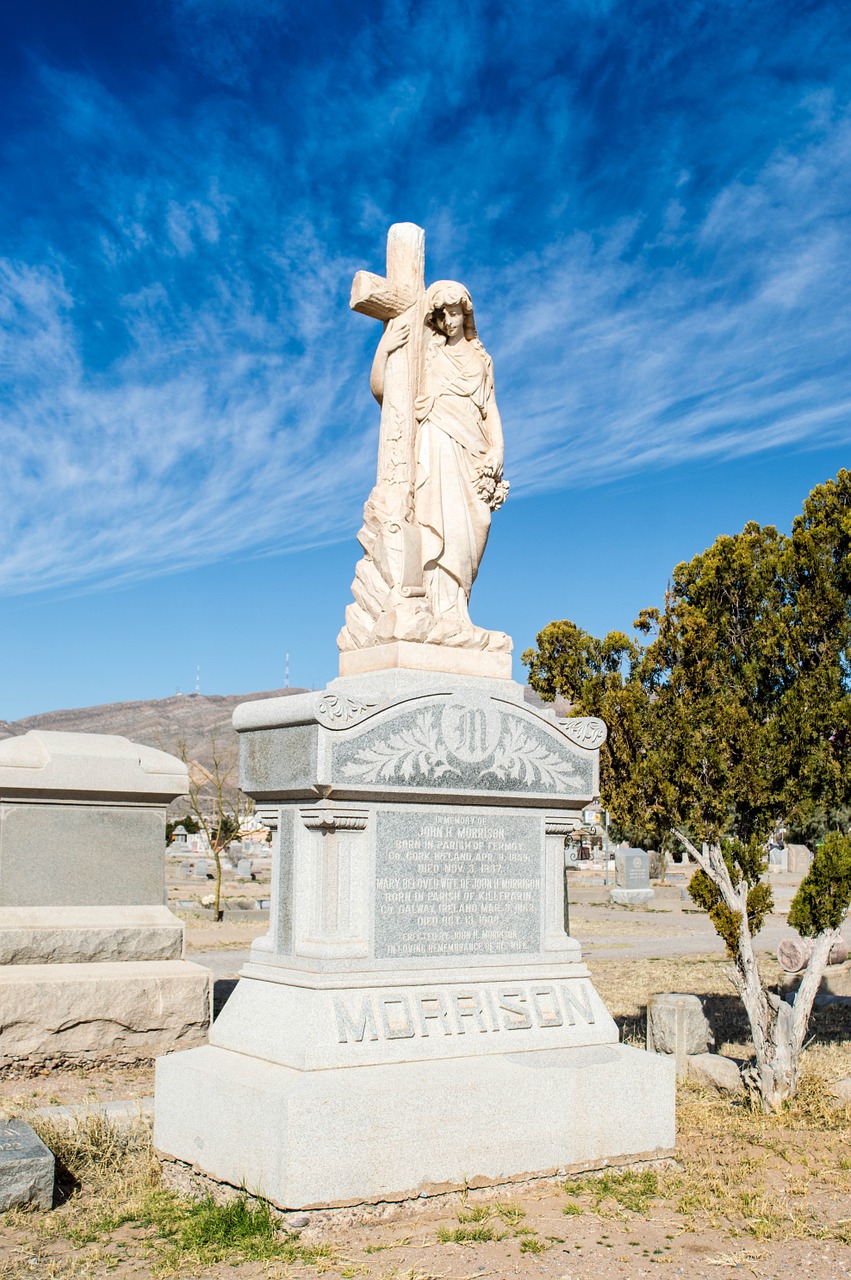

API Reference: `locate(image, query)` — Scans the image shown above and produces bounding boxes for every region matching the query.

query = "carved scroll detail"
[316,694,379,729]
[557,717,608,750]
[300,811,368,832]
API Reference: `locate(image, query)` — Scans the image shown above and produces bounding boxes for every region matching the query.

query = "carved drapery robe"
[414,337,495,622]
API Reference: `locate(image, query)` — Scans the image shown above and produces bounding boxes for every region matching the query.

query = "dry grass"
[570,915,685,937]
[35,1111,159,1210]
[564,953,851,1243]
[667,1065,851,1242]
[0,1114,338,1277]
[558,1060,851,1244]
[181,914,268,952]
[591,952,851,1052]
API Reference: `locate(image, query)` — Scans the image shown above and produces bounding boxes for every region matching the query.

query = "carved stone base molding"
[339,639,512,680]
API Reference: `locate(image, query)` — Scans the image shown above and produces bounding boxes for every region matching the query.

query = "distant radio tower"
[284,653,290,689]
[195,664,201,695]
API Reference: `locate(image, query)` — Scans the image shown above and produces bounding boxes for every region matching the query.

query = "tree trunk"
[674,830,840,1112]
[212,849,223,923]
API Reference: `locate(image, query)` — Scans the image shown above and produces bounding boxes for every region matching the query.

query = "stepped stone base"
[610,888,655,906]
[0,960,210,1064]
[0,905,184,965]
[155,1041,675,1210]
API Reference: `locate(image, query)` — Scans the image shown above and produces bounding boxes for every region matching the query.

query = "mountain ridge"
[0,688,308,775]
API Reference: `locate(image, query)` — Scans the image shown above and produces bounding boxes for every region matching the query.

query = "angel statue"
[339,225,511,663]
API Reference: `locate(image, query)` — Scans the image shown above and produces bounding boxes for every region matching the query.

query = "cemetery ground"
[0,886,848,1280]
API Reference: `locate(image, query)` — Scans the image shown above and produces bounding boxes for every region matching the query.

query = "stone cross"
[350,222,424,324]
[350,224,427,598]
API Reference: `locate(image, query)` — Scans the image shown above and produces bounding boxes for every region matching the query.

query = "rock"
[646,993,713,1078]
[686,1053,743,1094]
[0,1119,54,1211]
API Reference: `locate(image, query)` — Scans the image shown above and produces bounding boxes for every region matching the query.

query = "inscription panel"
[374,809,541,959]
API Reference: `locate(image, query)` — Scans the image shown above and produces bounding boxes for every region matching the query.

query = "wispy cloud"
[0,0,849,596]
[492,96,851,489]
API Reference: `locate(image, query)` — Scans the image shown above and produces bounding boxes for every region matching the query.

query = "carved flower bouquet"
[475,464,510,511]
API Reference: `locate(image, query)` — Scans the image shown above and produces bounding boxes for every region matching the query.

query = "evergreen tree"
[523,471,851,1109]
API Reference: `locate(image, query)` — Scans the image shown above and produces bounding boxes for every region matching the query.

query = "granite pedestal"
[155,672,675,1208]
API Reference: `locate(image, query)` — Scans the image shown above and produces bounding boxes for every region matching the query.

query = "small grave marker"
[0,1119,54,1211]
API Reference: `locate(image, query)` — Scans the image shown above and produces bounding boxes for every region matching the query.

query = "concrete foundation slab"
[610,888,655,906]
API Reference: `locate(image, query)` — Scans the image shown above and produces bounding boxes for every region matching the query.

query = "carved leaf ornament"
[340,705,582,789]
[557,717,607,749]
[341,709,457,782]
[482,717,579,789]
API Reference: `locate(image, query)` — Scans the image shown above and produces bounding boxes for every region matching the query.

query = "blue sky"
[1,0,850,719]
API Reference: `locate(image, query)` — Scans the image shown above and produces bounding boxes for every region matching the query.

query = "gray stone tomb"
[785,844,813,876]
[0,731,210,1065]
[155,672,675,1207]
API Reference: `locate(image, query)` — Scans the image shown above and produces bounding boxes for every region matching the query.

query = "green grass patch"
[134,1189,334,1272]
[27,1115,337,1271]
[494,1201,526,1225]
[437,1223,504,1243]
[519,1236,548,1254]
[457,1204,491,1222]
[562,1169,660,1213]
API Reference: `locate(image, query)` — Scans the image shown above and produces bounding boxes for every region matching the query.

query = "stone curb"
[18,1098,154,1126]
